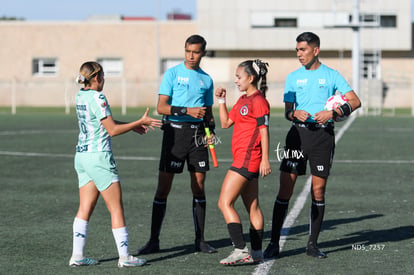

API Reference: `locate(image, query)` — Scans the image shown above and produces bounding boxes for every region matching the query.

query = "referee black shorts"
[279,122,335,178]
[159,121,209,173]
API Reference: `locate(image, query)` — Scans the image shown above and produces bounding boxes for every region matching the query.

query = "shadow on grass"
[98,214,411,263]
[273,214,414,257]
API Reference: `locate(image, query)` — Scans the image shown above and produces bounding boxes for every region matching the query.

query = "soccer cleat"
[137,240,160,255]
[220,246,253,265]
[251,250,264,263]
[69,256,99,266]
[118,255,147,267]
[195,240,217,253]
[263,242,280,259]
[306,242,327,259]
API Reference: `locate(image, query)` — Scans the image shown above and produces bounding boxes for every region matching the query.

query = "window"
[274,18,297,27]
[97,58,123,77]
[32,58,58,76]
[349,14,396,28]
[362,51,381,80]
[380,15,396,27]
[161,59,181,74]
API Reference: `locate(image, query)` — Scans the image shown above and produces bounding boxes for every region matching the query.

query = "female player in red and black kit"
[215,60,271,265]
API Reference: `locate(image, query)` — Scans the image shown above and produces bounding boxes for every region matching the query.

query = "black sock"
[149,197,167,242]
[270,197,289,243]
[192,196,206,242]
[308,199,325,245]
[227,223,245,249]
[249,226,263,251]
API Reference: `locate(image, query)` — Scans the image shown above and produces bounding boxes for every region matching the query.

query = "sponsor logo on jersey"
[76,104,87,111]
[240,105,249,116]
[178,76,189,87]
[296,79,308,86]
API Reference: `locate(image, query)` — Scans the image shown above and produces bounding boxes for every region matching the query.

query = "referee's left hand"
[187,107,206,119]
[314,110,332,124]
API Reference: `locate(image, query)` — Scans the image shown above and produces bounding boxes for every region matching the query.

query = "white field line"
[0,150,412,164]
[253,115,357,275]
[0,150,412,165]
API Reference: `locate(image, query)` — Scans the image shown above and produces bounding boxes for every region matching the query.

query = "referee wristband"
[338,102,352,117]
[332,109,338,119]
[171,106,187,116]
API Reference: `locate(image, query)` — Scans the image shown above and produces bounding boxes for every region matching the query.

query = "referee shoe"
[137,240,160,255]
[263,242,280,259]
[195,240,217,253]
[306,242,327,259]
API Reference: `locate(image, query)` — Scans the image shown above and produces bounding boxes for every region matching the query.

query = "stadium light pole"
[352,0,361,113]
[155,0,161,112]
[330,0,367,115]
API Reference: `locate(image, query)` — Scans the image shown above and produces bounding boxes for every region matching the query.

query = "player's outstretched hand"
[140,108,162,130]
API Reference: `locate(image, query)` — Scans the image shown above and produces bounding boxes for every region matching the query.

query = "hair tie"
[252,61,261,76]
[75,74,85,84]
[254,59,268,76]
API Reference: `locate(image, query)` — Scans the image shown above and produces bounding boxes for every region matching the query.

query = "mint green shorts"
[74,151,120,191]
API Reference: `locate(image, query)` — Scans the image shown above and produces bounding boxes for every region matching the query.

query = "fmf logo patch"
[240,105,249,116]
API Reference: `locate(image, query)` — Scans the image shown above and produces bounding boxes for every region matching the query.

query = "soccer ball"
[324,94,349,122]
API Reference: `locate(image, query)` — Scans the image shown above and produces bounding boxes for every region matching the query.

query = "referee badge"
[240,105,249,116]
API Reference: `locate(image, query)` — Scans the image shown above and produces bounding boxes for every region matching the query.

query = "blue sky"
[0,0,197,20]
[0,0,413,21]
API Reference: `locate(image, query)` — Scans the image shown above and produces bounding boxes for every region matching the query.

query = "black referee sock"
[270,197,289,243]
[249,226,263,251]
[227,223,246,249]
[192,196,206,242]
[149,197,167,242]
[308,199,325,245]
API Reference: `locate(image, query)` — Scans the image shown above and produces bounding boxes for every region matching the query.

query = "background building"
[0,0,412,114]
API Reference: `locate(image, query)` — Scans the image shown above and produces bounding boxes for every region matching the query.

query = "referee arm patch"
[256,114,269,127]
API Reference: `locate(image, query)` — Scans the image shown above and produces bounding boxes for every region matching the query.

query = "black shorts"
[229,166,259,181]
[279,122,335,177]
[159,121,209,173]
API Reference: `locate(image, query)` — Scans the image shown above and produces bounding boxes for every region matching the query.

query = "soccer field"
[1,108,413,274]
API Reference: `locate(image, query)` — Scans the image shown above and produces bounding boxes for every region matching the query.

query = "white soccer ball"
[324,94,349,122]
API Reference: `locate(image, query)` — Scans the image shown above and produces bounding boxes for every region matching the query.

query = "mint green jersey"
[75,89,112,152]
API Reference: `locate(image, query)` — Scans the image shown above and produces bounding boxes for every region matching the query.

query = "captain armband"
[171,106,187,116]
[338,102,352,117]
[256,114,270,127]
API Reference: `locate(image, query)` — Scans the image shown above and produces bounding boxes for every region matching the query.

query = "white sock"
[72,217,88,258]
[112,227,129,258]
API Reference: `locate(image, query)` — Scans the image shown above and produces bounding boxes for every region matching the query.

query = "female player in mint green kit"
[70,61,161,267]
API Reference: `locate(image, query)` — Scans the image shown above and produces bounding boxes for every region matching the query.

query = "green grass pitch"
[0,108,413,274]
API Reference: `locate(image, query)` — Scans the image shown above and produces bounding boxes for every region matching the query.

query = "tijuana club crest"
[240,105,249,116]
